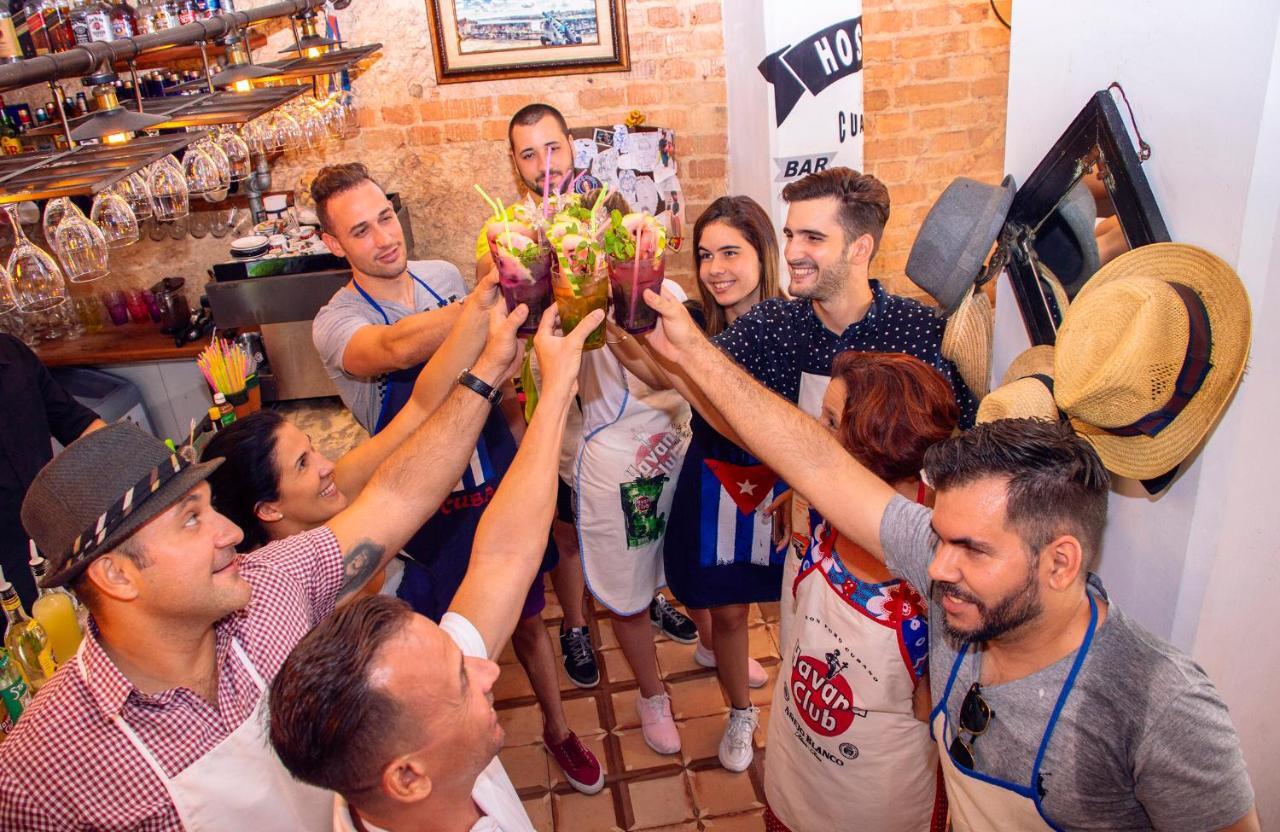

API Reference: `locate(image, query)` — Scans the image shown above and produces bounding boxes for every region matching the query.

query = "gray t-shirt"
[880,495,1254,831]
[312,260,466,431]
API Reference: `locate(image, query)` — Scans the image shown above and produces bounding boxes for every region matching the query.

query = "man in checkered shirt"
[0,300,591,829]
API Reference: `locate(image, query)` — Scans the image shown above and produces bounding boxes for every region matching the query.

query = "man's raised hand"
[534,305,605,402]
[640,287,704,364]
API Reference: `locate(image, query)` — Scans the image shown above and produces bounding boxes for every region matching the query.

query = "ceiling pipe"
[0,0,349,92]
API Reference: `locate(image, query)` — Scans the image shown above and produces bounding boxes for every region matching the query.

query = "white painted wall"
[997,0,1280,809]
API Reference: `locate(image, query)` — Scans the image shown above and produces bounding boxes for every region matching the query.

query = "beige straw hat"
[979,346,1059,425]
[1054,243,1251,480]
[942,288,993,399]
[1039,262,1070,321]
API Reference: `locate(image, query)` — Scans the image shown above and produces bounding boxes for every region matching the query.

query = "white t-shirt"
[331,613,534,832]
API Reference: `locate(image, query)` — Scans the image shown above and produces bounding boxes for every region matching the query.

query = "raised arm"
[325,304,525,602]
[340,302,465,378]
[333,274,499,498]
[643,287,896,558]
[449,306,604,658]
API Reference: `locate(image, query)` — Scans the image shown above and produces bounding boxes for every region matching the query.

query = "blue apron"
[930,592,1099,831]
[353,272,540,622]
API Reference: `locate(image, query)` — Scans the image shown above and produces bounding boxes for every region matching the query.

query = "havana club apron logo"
[625,428,687,481]
[619,475,668,549]
[790,647,869,737]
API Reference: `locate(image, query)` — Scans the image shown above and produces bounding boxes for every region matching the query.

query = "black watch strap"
[457,368,502,404]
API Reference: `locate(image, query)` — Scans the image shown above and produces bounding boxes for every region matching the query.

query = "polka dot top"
[712,280,978,427]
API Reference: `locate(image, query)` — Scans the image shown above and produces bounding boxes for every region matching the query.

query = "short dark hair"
[507,102,569,147]
[201,410,287,551]
[924,418,1110,570]
[311,162,381,234]
[781,167,890,254]
[71,536,149,611]
[269,596,418,798]
[831,351,959,483]
[693,196,783,337]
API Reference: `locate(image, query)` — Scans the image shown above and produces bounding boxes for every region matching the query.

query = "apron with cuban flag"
[354,273,526,622]
[663,411,788,608]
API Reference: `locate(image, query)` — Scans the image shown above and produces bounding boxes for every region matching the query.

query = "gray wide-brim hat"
[21,421,222,588]
[907,175,1016,317]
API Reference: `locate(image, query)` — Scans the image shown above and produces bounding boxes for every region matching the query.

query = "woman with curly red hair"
[765,351,958,832]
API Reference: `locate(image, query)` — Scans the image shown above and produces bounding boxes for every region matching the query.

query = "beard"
[523,167,571,195]
[348,245,407,280]
[789,255,849,302]
[937,566,1042,645]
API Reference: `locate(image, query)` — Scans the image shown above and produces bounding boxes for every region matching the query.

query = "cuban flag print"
[454,436,495,494]
[700,459,787,568]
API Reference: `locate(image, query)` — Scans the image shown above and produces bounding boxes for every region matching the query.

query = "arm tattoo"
[337,539,386,600]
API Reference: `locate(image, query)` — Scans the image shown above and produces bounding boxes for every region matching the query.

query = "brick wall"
[861,0,1011,299]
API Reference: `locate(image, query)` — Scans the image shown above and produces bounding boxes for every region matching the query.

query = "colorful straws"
[196,338,249,396]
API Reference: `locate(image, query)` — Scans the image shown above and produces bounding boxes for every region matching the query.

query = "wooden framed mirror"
[1002,88,1170,345]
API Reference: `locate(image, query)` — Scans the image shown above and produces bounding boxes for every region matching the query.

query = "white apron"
[575,348,691,614]
[99,638,333,831]
[931,592,1099,831]
[766,507,942,832]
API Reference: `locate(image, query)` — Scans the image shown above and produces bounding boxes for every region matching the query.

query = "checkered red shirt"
[0,526,343,830]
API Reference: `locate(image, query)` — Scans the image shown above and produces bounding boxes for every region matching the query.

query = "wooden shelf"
[32,321,206,367]
[110,30,269,72]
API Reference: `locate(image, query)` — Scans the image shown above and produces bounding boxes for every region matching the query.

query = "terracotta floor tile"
[522,794,554,832]
[498,640,519,666]
[499,743,551,791]
[668,676,728,721]
[602,648,637,684]
[758,602,780,623]
[598,619,621,649]
[553,785,622,832]
[633,823,699,832]
[626,772,695,829]
[610,687,644,730]
[756,706,771,745]
[549,731,611,789]
[689,767,763,818]
[616,726,683,772]
[562,693,606,736]
[702,810,766,830]
[654,639,701,677]
[547,623,564,655]
[748,626,778,661]
[498,703,545,747]
[493,665,535,702]
[677,713,727,766]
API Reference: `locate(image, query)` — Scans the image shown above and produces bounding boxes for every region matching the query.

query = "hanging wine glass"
[216,128,252,182]
[181,146,222,198]
[53,209,110,283]
[42,197,71,249]
[198,140,232,203]
[115,171,154,221]
[90,191,140,248]
[148,159,190,221]
[5,204,67,312]
[340,91,360,139]
[241,119,269,157]
[0,261,16,314]
[275,111,305,153]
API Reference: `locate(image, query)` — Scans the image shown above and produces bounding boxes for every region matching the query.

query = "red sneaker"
[544,730,604,795]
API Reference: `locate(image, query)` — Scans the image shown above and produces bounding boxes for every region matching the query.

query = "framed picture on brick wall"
[425,0,630,84]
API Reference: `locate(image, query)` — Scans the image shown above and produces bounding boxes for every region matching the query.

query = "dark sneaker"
[559,625,599,688]
[545,730,605,794]
[650,594,698,644]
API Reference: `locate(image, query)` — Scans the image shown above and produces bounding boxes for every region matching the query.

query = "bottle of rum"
[28,547,81,666]
[0,568,55,690]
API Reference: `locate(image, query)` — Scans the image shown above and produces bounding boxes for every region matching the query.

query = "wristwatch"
[457,368,503,404]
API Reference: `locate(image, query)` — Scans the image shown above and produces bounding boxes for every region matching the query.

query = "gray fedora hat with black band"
[907,175,1016,317]
[21,421,222,588]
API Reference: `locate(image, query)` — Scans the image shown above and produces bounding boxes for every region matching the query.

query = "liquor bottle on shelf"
[108,0,135,38]
[74,90,89,115]
[0,568,55,691]
[0,107,23,155]
[133,0,151,33]
[83,0,113,42]
[28,547,81,667]
[34,106,48,125]
[175,0,194,26]
[0,650,31,736]
[46,0,74,52]
[150,0,174,30]
[25,1,51,56]
[0,11,21,63]
[68,0,91,44]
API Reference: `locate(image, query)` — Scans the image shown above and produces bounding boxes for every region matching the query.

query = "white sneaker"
[718,706,759,772]
[693,642,769,689]
[635,692,681,755]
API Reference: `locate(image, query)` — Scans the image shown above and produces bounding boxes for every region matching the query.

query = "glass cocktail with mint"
[489,227,553,337]
[604,211,668,335]
[545,195,611,351]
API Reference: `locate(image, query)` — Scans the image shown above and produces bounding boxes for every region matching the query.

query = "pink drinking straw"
[630,224,643,327]
[542,146,552,218]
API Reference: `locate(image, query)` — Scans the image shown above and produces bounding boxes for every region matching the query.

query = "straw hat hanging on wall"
[978,346,1059,425]
[1053,243,1251,480]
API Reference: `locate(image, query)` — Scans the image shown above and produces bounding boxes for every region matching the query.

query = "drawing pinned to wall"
[571,124,686,249]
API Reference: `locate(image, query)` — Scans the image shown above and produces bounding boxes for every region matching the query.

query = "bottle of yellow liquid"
[0,567,54,691]
[28,544,82,666]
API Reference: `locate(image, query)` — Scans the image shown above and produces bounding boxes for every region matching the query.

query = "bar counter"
[32,324,206,369]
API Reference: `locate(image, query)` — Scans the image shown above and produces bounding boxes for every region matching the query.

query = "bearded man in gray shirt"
[633,289,1258,831]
